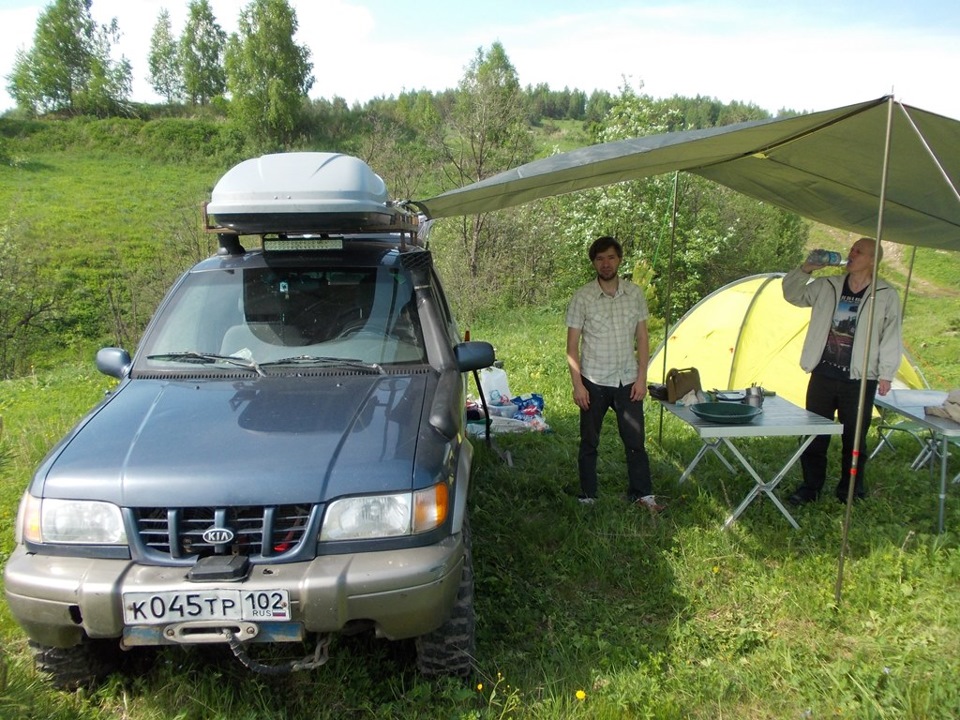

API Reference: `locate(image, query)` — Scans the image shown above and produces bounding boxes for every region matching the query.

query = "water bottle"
[805,249,845,266]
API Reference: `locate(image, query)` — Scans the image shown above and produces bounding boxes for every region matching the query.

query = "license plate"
[123,589,290,625]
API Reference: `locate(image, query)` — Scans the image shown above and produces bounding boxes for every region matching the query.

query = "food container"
[744,386,764,407]
[487,403,518,418]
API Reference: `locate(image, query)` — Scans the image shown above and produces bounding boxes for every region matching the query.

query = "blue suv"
[4,153,494,688]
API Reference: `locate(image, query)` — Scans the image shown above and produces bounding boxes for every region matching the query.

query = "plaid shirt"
[566,278,649,387]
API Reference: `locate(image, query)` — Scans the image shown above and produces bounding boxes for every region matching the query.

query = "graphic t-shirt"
[816,278,866,379]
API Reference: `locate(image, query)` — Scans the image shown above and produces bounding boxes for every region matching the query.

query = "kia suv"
[4,152,494,688]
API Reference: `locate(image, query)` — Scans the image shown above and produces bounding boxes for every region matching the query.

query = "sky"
[1,0,959,119]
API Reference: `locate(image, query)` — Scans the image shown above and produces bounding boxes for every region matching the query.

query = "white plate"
[123,589,290,625]
[715,391,745,402]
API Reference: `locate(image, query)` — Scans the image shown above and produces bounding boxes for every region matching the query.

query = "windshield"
[137,264,427,370]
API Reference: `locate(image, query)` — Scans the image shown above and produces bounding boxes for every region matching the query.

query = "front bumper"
[3,535,464,648]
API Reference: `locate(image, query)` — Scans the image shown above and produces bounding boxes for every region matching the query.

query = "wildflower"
[576,689,587,701]
[712,565,720,573]
[477,683,483,692]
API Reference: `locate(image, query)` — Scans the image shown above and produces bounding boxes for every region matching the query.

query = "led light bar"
[262,237,344,252]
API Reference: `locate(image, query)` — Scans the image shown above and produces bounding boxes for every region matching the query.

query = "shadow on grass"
[469,412,688,694]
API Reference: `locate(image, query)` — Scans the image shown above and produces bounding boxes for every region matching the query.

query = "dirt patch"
[882,243,960,298]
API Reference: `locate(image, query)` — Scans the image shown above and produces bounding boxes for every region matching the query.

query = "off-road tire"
[30,637,122,691]
[415,518,476,677]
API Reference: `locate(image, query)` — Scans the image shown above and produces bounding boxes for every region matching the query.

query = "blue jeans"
[800,372,877,497]
[577,376,652,498]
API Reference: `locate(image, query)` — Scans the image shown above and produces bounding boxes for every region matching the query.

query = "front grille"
[133,505,315,562]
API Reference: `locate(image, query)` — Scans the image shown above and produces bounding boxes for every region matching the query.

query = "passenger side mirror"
[96,347,132,379]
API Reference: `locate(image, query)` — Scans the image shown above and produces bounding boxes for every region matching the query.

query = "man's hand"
[572,383,590,410]
[878,379,892,396]
[629,378,647,402]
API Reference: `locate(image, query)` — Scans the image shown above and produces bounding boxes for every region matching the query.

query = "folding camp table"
[660,395,843,529]
[873,389,959,533]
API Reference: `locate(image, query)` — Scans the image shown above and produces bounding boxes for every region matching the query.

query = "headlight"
[17,494,127,545]
[320,483,449,541]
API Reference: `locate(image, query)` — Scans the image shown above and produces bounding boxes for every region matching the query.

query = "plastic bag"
[510,393,550,431]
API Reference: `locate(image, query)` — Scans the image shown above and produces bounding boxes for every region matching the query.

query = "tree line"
[7,1,776,144]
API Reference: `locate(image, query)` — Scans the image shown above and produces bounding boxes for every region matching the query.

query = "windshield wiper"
[260,355,386,374]
[146,352,265,376]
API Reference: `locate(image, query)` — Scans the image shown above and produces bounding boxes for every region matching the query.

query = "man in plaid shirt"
[565,236,661,511]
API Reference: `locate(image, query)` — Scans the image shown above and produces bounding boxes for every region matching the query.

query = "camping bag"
[648,383,668,401]
[665,367,702,403]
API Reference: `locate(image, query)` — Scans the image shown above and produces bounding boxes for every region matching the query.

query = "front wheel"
[30,637,123,691]
[415,518,476,677]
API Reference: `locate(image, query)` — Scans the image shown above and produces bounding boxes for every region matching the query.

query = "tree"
[431,41,534,305]
[6,0,131,117]
[224,0,313,147]
[0,216,64,377]
[445,43,531,186]
[148,9,183,104]
[355,92,445,201]
[180,0,226,106]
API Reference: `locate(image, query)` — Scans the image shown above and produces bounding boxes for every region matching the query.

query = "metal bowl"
[689,402,763,424]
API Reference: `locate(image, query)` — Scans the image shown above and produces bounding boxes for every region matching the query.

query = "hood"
[38,374,430,507]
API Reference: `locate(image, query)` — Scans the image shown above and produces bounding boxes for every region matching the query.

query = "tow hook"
[221,630,331,675]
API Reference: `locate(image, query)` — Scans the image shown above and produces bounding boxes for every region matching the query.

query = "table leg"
[722,435,817,530]
[939,434,948,534]
[678,439,737,484]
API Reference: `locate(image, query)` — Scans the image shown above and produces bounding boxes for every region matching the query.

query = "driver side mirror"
[454,341,496,372]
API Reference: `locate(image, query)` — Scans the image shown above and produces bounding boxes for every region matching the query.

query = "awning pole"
[835,97,896,605]
[657,172,681,442]
[902,245,917,318]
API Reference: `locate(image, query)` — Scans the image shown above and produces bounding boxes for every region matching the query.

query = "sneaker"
[577,494,596,505]
[636,495,665,513]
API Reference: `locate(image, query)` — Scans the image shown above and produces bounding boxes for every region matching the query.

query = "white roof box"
[206,152,416,234]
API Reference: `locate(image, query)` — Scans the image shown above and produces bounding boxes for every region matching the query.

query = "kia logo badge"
[202,527,235,544]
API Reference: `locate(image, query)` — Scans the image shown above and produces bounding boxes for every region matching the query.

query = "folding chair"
[909,433,941,470]
[870,407,934,465]
[907,432,960,482]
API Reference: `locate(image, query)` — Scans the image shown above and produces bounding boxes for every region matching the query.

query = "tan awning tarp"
[414,97,960,251]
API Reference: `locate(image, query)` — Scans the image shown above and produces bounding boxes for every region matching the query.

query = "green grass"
[1,151,219,252]
[532,118,595,155]
[2,306,959,718]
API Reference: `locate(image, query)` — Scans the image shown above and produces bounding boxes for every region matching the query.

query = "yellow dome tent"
[648,273,926,408]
